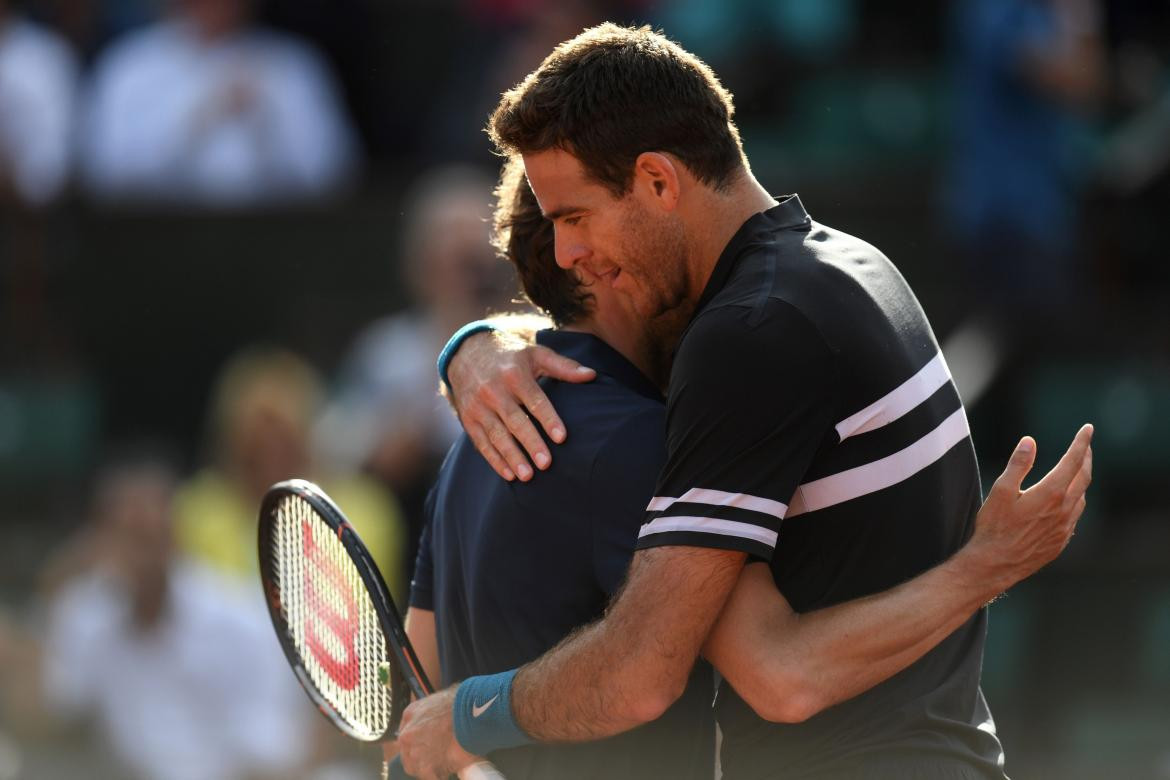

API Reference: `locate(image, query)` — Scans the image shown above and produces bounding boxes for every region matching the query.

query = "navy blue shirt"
[412,329,715,780]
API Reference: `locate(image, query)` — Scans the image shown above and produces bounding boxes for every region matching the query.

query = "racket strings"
[270,495,393,739]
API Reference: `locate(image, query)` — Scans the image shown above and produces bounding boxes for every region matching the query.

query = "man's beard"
[618,205,690,320]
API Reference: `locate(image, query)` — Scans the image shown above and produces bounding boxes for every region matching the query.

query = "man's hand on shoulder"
[962,423,1094,596]
[446,326,595,482]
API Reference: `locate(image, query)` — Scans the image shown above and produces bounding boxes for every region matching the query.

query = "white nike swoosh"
[472,694,499,718]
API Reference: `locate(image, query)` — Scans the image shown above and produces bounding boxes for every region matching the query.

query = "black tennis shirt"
[411,329,715,780]
[635,195,1007,779]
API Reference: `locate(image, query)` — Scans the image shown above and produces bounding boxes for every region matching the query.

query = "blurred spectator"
[77,0,358,207]
[25,0,162,67]
[0,0,77,207]
[654,0,855,65]
[938,0,1106,419]
[29,451,316,780]
[316,165,521,572]
[945,0,1105,317]
[174,347,407,597]
[423,0,599,162]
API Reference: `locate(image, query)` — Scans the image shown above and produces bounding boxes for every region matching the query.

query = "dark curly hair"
[488,23,745,196]
[492,157,592,326]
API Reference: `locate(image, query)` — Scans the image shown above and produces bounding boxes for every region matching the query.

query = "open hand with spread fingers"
[965,423,1094,596]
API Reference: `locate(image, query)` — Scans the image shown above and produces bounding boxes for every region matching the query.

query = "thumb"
[997,436,1037,493]
[533,346,596,383]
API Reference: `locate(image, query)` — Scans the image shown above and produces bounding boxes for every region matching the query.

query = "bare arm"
[443,314,595,482]
[382,608,440,766]
[706,558,996,724]
[404,607,440,689]
[512,545,745,740]
[705,425,1093,723]
[397,546,745,778]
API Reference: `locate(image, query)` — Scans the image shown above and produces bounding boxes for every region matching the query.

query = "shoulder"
[86,23,179,94]
[174,470,242,518]
[589,401,666,470]
[369,318,433,365]
[677,297,836,376]
[548,372,663,447]
[3,18,76,74]
[325,475,401,524]
[172,470,247,556]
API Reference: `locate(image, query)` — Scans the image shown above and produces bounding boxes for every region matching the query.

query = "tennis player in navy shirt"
[409,327,716,780]
[405,161,713,780]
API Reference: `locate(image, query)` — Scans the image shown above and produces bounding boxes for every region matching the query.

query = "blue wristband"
[437,320,498,394]
[453,669,533,757]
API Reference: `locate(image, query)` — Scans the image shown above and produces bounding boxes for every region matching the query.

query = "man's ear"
[632,152,681,212]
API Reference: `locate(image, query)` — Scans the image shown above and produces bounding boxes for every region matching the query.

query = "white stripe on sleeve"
[834,352,953,441]
[637,515,779,548]
[789,406,971,518]
[645,488,787,519]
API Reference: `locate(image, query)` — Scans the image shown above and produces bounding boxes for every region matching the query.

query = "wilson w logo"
[302,521,361,690]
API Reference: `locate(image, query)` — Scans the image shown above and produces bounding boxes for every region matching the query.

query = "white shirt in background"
[0,16,77,206]
[43,562,314,780]
[316,311,463,472]
[79,20,358,207]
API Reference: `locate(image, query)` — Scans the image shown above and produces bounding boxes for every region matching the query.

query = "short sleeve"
[636,300,839,560]
[588,406,668,595]
[409,488,437,611]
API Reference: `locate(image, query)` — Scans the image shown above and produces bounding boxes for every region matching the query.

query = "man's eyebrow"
[542,205,585,221]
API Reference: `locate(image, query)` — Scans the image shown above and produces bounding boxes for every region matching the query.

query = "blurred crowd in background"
[0,0,1167,778]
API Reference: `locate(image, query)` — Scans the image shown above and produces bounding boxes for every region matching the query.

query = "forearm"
[782,552,997,709]
[511,615,674,741]
[744,425,1097,721]
[712,552,1001,723]
[404,608,440,688]
[512,546,745,742]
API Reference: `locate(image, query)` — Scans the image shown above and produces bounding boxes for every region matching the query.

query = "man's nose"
[554,231,589,269]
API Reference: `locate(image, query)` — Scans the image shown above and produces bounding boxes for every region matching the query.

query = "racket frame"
[258,478,432,741]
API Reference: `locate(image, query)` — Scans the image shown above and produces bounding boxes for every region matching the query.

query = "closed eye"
[563,215,583,226]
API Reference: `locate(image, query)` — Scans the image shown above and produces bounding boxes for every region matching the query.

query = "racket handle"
[384,756,508,779]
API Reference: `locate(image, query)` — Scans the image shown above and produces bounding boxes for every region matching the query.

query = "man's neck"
[681,169,777,304]
[562,317,657,389]
[564,300,691,393]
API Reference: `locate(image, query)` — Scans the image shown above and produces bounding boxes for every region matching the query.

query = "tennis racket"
[258,478,506,779]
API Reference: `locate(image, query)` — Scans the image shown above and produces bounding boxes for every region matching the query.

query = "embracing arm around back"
[704,424,1094,723]
[512,544,745,740]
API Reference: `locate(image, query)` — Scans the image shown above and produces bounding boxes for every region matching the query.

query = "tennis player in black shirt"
[397,25,1094,780]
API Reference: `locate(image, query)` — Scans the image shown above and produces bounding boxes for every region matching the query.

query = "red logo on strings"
[302,521,361,690]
